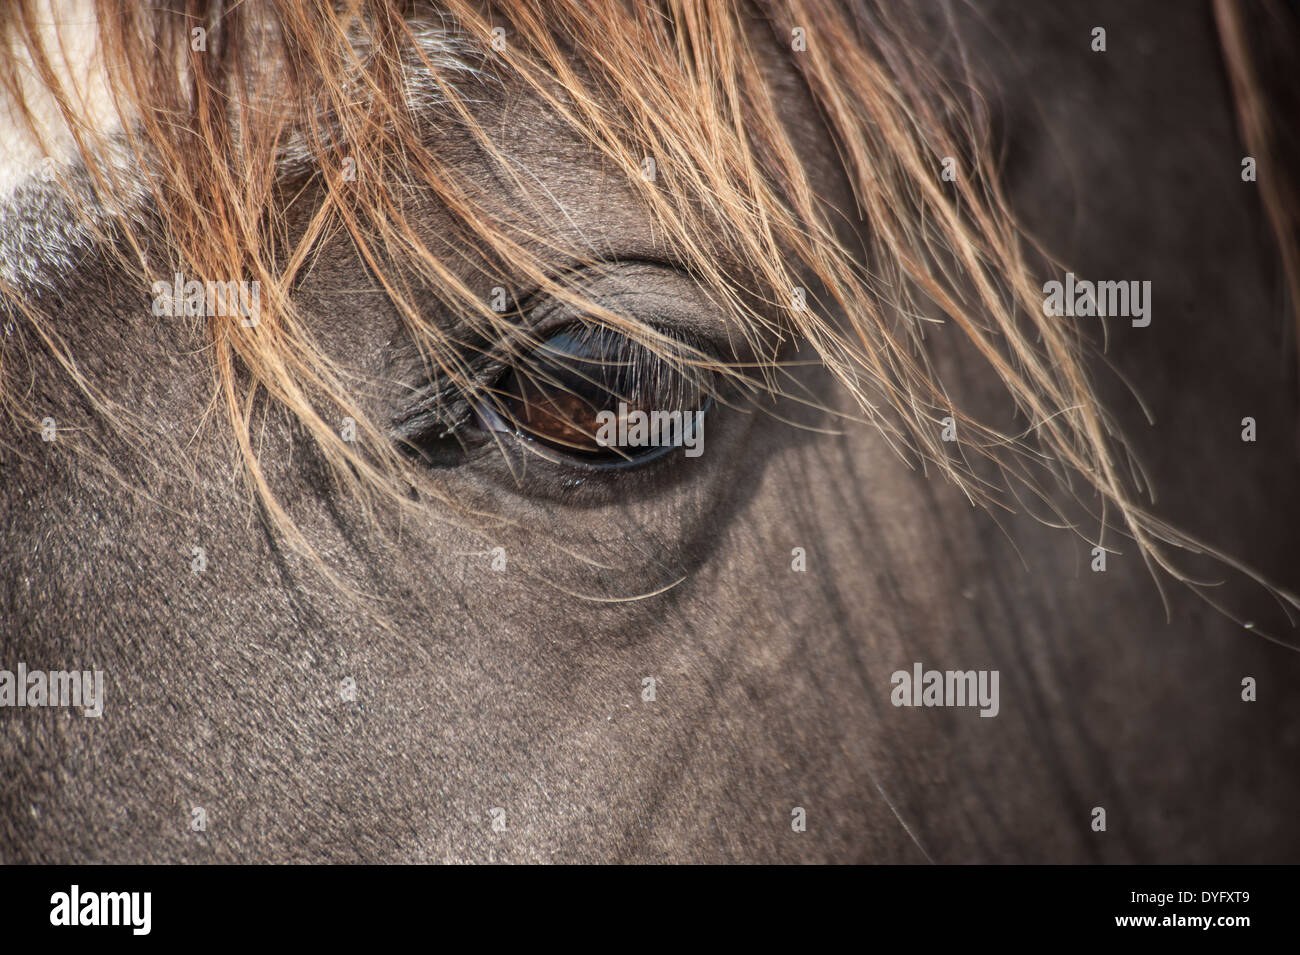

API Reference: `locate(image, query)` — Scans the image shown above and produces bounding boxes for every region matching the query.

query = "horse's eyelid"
[392,262,720,450]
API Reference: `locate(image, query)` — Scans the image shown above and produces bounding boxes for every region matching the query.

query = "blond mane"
[1,0,1293,622]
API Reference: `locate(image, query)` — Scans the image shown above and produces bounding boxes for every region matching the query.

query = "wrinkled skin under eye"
[476,325,710,468]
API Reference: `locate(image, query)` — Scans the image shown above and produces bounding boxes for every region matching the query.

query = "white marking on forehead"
[0,140,146,294]
[0,0,135,292]
[0,0,121,201]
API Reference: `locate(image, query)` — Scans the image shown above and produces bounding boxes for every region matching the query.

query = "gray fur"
[2,0,1299,863]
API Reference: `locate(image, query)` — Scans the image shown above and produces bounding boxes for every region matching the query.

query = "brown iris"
[488,325,703,461]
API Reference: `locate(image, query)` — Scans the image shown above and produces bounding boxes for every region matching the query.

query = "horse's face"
[8,40,902,863]
[4,0,1300,863]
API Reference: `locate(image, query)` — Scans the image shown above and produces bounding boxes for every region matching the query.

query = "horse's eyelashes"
[467,323,713,471]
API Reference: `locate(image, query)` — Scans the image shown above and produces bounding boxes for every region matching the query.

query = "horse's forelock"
[2,0,1286,620]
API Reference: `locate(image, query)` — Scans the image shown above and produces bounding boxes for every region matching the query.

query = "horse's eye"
[474,325,709,468]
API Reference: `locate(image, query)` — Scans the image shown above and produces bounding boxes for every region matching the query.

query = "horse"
[2,0,1299,863]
